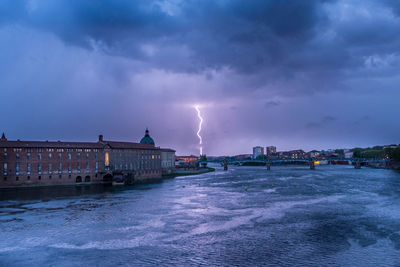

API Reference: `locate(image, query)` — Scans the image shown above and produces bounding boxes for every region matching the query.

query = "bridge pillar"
[223,158,228,171]
[355,159,361,169]
[310,159,315,170]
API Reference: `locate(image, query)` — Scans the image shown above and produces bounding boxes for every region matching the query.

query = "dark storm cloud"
[306,116,336,129]
[2,0,398,85]
[264,100,280,109]
[353,115,371,126]
[0,0,333,74]
[1,0,399,76]
[322,116,336,123]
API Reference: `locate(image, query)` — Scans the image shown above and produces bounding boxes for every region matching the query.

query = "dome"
[140,128,155,145]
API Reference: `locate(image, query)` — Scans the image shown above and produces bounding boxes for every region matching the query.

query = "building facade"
[279,150,306,159]
[308,150,320,158]
[161,149,176,174]
[0,130,175,188]
[175,155,199,169]
[266,146,277,155]
[344,150,354,159]
[253,146,264,159]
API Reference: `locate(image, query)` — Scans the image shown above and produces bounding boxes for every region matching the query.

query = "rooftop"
[0,133,160,150]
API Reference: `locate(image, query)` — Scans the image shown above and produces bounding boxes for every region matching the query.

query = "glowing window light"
[105,152,109,166]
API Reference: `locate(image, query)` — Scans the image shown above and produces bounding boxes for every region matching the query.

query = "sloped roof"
[160,148,175,152]
[0,140,103,149]
[104,141,157,150]
[0,139,159,150]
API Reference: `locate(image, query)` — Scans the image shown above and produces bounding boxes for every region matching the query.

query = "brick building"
[0,129,175,188]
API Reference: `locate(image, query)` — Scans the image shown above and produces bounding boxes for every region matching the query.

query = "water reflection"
[0,184,118,201]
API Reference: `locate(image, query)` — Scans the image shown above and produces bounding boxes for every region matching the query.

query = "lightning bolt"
[194,105,203,155]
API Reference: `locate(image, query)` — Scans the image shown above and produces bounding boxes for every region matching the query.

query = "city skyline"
[1,1,400,155]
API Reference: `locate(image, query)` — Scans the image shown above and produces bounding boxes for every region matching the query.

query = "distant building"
[326,152,339,158]
[253,146,264,159]
[308,150,320,158]
[279,150,306,159]
[175,155,199,169]
[384,145,398,149]
[344,151,353,159]
[176,155,199,163]
[268,152,279,159]
[235,154,252,160]
[266,146,276,155]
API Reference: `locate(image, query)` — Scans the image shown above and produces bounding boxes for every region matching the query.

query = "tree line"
[352,146,400,161]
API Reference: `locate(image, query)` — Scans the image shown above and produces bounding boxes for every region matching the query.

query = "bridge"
[219,158,387,167]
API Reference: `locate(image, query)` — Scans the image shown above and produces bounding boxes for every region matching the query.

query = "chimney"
[0,132,6,141]
[98,135,103,142]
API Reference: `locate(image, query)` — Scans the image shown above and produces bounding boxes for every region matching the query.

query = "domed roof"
[140,128,155,145]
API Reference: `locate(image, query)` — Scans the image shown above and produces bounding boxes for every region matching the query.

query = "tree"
[361,149,384,159]
[388,147,400,161]
[352,148,363,158]
[335,149,344,157]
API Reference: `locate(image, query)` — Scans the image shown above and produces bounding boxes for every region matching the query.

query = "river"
[1,165,400,266]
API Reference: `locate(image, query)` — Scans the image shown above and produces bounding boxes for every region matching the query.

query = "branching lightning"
[194,105,203,155]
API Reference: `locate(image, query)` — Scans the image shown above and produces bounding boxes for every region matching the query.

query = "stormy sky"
[0,0,399,155]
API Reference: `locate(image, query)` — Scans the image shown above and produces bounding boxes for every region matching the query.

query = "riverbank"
[366,161,400,170]
[162,167,215,178]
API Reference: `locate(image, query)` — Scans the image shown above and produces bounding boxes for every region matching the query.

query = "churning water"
[1,165,400,266]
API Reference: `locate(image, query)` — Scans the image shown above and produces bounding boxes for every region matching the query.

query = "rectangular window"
[27,153,31,160]
[77,162,81,173]
[3,153,7,160]
[27,163,31,175]
[58,153,62,160]
[16,153,20,160]
[49,163,52,174]
[68,162,72,174]
[49,153,52,159]
[38,154,42,160]
[3,163,7,176]
[38,163,42,174]
[16,162,20,175]
[95,162,99,172]
[59,162,62,174]
[77,153,81,160]
[105,152,109,166]
[86,162,90,173]
[68,153,71,160]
